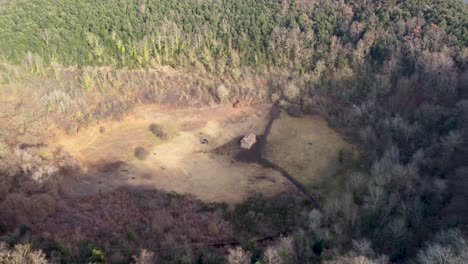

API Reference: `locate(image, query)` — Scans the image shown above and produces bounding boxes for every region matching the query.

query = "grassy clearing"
[264,112,356,191]
[51,105,301,203]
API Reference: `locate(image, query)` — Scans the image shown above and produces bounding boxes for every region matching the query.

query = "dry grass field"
[264,112,353,190]
[48,104,351,203]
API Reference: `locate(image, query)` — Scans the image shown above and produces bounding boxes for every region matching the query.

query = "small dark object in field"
[149,123,168,140]
[99,126,105,134]
[134,146,149,160]
[287,104,304,118]
[200,138,209,144]
[19,143,47,149]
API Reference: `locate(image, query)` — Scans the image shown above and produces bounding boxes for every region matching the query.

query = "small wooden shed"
[240,133,257,149]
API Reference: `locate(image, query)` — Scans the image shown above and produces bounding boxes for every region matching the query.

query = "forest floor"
[49,104,351,203]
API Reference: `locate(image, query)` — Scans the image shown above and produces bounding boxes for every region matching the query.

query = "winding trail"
[173,105,324,250]
[150,231,291,252]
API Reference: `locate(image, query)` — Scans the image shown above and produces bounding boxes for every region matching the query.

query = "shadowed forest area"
[0,0,467,263]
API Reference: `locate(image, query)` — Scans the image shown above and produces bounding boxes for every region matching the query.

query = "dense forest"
[0,0,467,263]
[1,0,466,69]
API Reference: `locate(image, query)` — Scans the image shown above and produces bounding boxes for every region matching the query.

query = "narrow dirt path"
[150,231,291,252]
[236,104,322,210]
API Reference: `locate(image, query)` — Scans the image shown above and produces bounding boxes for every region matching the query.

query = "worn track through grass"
[236,104,322,209]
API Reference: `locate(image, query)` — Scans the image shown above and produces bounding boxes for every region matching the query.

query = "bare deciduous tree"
[133,249,156,264]
[0,242,48,264]
[227,247,251,264]
[418,50,458,94]
[417,229,467,264]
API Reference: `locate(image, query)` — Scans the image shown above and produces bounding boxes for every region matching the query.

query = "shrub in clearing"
[287,104,304,118]
[208,223,219,235]
[216,84,230,102]
[134,147,149,160]
[149,124,168,140]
